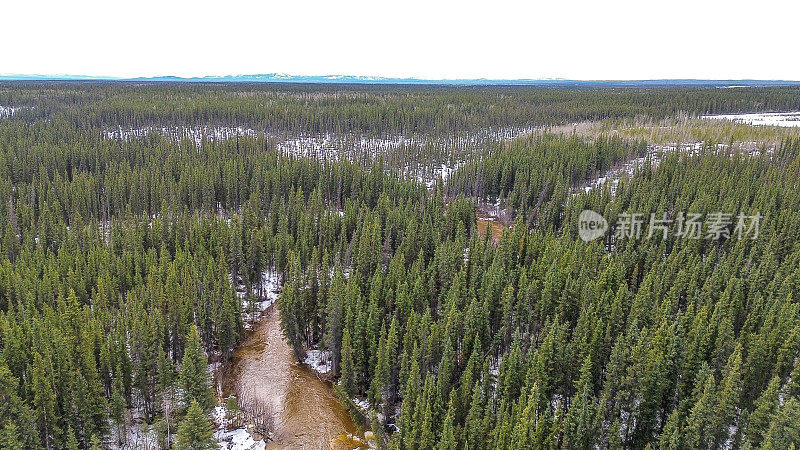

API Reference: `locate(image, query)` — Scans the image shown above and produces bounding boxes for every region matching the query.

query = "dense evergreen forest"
[0,82,799,449]
[3,82,800,134]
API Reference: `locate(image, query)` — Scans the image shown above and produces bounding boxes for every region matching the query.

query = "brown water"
[477,217,506,244]
[220,305,366,449]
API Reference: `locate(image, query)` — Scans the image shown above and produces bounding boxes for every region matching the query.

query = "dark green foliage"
[175,400,216,450]
[0,82,799,449]
[180,326,215,412]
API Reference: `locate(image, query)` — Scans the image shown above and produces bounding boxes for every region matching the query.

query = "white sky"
[2,0,799,80]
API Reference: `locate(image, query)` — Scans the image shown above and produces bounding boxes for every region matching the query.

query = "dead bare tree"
[234,383,276,440]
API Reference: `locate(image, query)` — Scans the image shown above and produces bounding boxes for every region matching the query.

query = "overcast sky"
[3,0,799,80]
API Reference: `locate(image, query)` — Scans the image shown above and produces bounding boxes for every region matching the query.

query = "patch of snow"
[489,362,500,378]
[101,125,535,189]
[103,126,260,146]
[702,112,800,128]
[213,405,229,426]
[260,270,282,305]
[208,361,221,374]
[405,161,465,189]
[240,270,282,328]
[107,419,159,450]
[722,422,739,450]
[275,126,535,164]
[352,397,371,412]
[303,349,332,374]
[576,140,755,197]
[214,404,266,450]
[551,393,564,418]
[214,427,266,450]
[0,106,22,118]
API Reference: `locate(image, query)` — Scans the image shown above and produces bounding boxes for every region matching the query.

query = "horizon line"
[2,73,800,84]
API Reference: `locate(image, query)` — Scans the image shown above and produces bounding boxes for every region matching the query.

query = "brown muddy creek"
[219,305,366,449]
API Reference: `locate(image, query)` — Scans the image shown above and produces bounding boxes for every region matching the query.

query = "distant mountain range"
[1,73,799,87]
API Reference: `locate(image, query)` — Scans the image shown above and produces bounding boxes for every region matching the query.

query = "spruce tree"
[761,398,800,449]
[0,422,22,450]
[175,400,217,450]
[563,357,599,448]
[746,376,781,447]
[180,326,215,411]
[31,354,60,450]
[436,396,458,450]
[340,328,356,397]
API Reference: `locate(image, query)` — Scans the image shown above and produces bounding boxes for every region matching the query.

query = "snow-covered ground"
[579,138,776,197]
[303,349,332,374]
[403,161,465,189]
[103,126,260,146]
[101,125,535,187]
[237,270,282,329]
[351,395,381,424]
[0,106,21,118]
[352,397,370,412]
[275,126,535,161]
[275,133,416,160]
[213,405,266,450]
[477,197,512,223]
[579,141,718,196]
[702,112,800,128]
[106,409,160,450]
